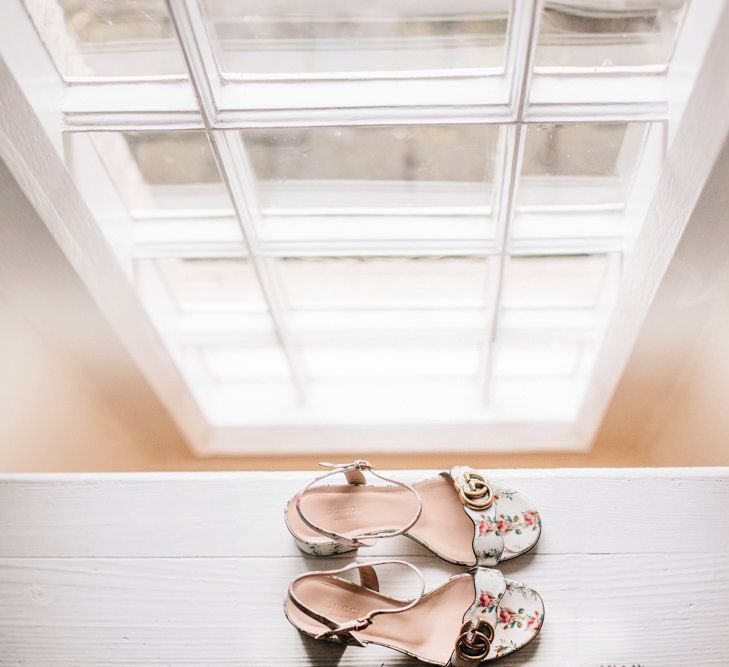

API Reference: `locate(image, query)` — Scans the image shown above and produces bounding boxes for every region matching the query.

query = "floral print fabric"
[286,466,542,567]
[447,569,544,665]
[449,466,542,566]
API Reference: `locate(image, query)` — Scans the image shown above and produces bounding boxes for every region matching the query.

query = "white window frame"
[1,0,728,455]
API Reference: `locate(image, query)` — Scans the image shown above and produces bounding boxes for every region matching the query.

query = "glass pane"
[149,258,267,313]
[201,346,291,381]
[277,256,490,310]
[497,254,619,337]
[303,346,482,379]
[89,131,230,215]
[242,125,500,213]
[502,255,609,308]
[517,122,649,208]
[24,0,186,79]
[134,259,278,394]
[492,342,582,378]
[535,0,690,71]
[202,0,510,76]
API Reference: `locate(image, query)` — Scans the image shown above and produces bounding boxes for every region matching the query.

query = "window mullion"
[481,0,541,400]
[166,0,219,122]
[167,0,308,404]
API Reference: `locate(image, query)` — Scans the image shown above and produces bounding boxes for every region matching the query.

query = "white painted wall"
[0,297,187,471]
[643,284,729,465]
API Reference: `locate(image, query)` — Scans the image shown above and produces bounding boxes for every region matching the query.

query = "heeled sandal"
[285,461,541,567]
[285,559,544,664]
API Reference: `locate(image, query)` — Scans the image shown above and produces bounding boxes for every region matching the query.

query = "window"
[3,0,719,452]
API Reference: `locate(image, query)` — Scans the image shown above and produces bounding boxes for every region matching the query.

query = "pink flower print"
[496,517,515,535]
[499,608,516,626]
[526,611,542,632]
[479,591,496,610]
[523,510,539,527]
[494,640,518,656]
[478,516,496,536]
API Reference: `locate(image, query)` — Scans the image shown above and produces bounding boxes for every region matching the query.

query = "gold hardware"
[458,471,493,510]
[455,615,494,662]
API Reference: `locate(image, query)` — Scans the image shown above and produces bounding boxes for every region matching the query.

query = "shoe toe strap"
[447,568,506,666]
[449,466,505,567]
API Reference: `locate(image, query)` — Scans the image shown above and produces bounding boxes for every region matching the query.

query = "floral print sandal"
[285,461,541,566]
[285,559,544,664]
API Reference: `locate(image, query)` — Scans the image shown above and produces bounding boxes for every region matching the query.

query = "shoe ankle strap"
[288,559,426,647]
[294,461,423,548]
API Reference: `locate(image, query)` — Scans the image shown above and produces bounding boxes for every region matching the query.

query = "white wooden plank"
[0,553,727,665]
[1,469,727,558]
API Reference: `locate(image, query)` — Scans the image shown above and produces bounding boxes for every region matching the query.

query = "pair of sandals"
[284,460,544,664]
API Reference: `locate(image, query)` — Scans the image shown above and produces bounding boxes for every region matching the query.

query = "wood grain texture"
[1,554,728,665]
[1,469,728,557]
[1,469,728,665]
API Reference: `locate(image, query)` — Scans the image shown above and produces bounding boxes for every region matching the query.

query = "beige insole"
[286,573,472,664]
[287,476,477,564]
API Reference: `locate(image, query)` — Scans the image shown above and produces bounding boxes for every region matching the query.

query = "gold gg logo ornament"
[458,471,494,511]
[455,615,495,662]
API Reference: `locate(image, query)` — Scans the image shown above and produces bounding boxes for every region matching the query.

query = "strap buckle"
[455,615,494,662]
[315,615,372,639]
[319,460,373,471]
[457,471,494,511]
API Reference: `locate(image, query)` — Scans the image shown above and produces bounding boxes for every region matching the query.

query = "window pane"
[517,122,649,208]
[502,255,609,308]
[173,346,297,424]
[242,125,500,213]
[302,346,482,380]
[492,342,583,378]
[278,256,490,310]
[24,0,186,79]
[147,258,267,313]
[201,346,291,381]
[202,0,510,76]
[135,259,281,396]
[89,131,230,214]
[535,0,690,71]
[498,254,620,337]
